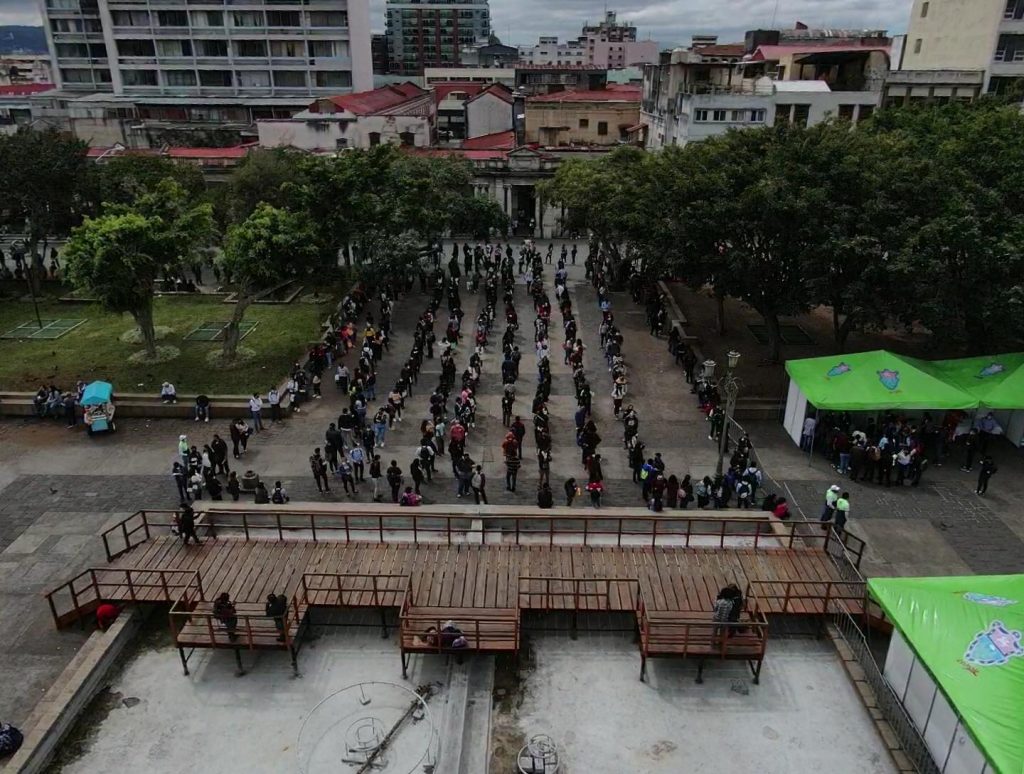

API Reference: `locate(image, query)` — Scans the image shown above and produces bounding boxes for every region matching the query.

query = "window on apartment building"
[121,69,158,86]
[315,71,352,88]
[271,40,302,58]
[157,39,192,57]
[51,18,79,33]
[190,10,223,27]
[308,40,339,58]
[921,1,929,17]
[579,118,589,128]
[236,40,268,57]
[267,11,301,26]
[273,70,307,87]
[749,109,766,123]
[729,109,745,122]
[712,109,727,121]
[237,70,271,87]
[157,10,188,27]
[195,40,228,57]
[110,10,149,26]
[232,11,264,27]
[117,39,155,57]
[164,69,197,86]
[838,104,855,121]
[913,38,922,54]
[858,104,874,121]
[199,69,233,87]
[597,121,608,135]
[309,11,348,27]
[1006,0,1024,20]
[56,43,90,59]
[791,104,811,127]
[369,132,381,146]
[60,68,94,83]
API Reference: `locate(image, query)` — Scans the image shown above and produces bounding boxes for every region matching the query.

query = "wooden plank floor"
[94,536,853,615]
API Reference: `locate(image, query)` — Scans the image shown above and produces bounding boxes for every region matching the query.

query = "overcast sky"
[2,0,913,49]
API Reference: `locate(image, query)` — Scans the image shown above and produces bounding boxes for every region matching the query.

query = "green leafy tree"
[217,148,304,227]
[0,129,91,290]
[92,154,206,208]
[63,179,213,359]
[219,203,318,361]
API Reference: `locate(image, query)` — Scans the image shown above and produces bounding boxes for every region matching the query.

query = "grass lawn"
[0,294,331,394]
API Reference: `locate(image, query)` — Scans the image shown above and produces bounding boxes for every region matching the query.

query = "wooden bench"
[399,603,520,678]
[637,604,768,684]
[170,599,309,676]
[0,391,263,420]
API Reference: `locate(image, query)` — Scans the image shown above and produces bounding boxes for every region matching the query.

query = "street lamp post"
[714,350,742,477]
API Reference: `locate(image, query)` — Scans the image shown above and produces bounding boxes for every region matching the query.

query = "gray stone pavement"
[1,245,1023,726]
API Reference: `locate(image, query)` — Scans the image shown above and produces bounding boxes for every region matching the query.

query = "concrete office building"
[385,0,491,75]
[884,0,1020,105]
[519,11,657,69]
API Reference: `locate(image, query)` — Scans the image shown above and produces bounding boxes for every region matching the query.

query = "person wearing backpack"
[271,481,289,504]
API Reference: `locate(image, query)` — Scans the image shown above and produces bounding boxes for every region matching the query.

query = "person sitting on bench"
[161,382,178,404]
[194,394,210,422]
[440,620,468,648]
[0,721,23,758]
[213,593,239,641]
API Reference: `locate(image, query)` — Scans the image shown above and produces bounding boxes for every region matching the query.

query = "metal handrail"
[300,572,409,608]
[516,576,639,611]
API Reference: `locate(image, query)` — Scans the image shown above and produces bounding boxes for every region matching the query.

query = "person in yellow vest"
[834,492,851,535]
[820,484,840,528]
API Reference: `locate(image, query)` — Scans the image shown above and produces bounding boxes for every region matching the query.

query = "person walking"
[172,462,190,501]
[349,445,366,482]
[249,393,264,432]
[471,465,488,505]
[820,484,840,528]
[337,458,358,495]
[504,453,520,492]
[833,491,851,535]
[310,448,330,493]
[976,456,997,495]
[176,503,201,546]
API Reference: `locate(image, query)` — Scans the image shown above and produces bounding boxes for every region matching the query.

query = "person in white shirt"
[248,393,264,431]
[801,415,817,451]
[267,387,281,422]
[160,382,177,404]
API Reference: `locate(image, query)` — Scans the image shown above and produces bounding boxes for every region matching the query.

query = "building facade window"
[156,10,188,27]
[121,68,157,86]
[157,39,192,57]
[199,69,233,87]
[272,70,306,87]
[921,1,929,17]
[309,11,347,27]
[315,71,352,87]
[266,11,301,26]
[271,40,303,58]
[597,120,608,135]
[579,118,589,128]
[913,38,922,54]
[190,10,223,27]
[195,40,228,57]
[164,69,196,86]
[237,70,271,87]
[368,131,381,146]
[235,40,267,57]
[117,39,155,57]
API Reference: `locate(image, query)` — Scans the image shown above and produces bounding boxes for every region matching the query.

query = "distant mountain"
[0,26,48,55]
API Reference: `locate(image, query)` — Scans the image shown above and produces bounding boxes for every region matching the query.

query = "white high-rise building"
[38,0,372,134]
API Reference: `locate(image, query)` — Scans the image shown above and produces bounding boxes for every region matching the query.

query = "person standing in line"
[410,458,425,494]
[505,453,520,492]
[349,445,365,482]
[178,433,190,469]
[337,458,358,496]
[976,456,997,496]
[172,462,190,502]
[800,413,817,452]
[471,465,488,505]
[369,455,383,502]
[211,434,229,475]
[310,448,330,493]
[226,472,240,501]
[833,492,851,535]
[960,428,979,472]
[386,460,403,503]
[249,393,264,432]
[564,477,578,507]
[511,416,526,459]
[537,447,552,488]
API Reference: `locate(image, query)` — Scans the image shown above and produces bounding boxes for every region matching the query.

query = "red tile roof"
[751,44,890,61]
[0,83,55,96]
[694,43,746,57]
[461,130,515,150]
[432,81,487,104]
[466,82,513,104]
[322,82,428,115]
[527,86,641,103]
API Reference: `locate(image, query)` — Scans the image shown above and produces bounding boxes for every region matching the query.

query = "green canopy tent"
[918,354,1024,410]
[869,575,1024,774]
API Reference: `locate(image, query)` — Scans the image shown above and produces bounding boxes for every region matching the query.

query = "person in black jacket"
[210,434,229,474]
[537,483,554,509]
[176,503,201,545]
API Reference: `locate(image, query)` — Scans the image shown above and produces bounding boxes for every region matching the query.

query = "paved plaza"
[2,246,1024,732]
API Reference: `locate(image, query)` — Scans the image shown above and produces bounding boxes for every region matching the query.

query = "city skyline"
[4,0,911,51]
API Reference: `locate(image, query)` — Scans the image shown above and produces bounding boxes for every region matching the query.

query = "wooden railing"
[169,589,306,652]
[176,509,850,552]
[300,573,409,608]
[517,576,639,612]
[745,579,868,616]
[45,568,203,628]
[101,509,191,560]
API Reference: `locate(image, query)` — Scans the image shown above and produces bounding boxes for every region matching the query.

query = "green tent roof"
[918,354,1024,410]
[785,350,979,411]
[869,575,1024,774]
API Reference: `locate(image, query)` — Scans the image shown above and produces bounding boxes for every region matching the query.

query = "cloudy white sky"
[2,0,914,49]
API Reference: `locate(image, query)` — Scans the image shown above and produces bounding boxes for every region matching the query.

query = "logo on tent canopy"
[975,363,1005,379]
[963,621,1024,668]
[877,369,900,391]
[963,592,1017,607]
[826,363,851,378]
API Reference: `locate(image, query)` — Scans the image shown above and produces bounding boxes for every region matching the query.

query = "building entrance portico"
[510,184,537,235]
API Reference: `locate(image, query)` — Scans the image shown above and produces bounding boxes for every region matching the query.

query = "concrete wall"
[525,100,640,145]
[466,92,512,138]
[257,114,432,150]
[348,0,374,92]
[902,0,1003,71]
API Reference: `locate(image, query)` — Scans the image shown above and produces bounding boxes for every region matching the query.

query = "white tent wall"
[992,409,1024,448]
[783,378,807,445]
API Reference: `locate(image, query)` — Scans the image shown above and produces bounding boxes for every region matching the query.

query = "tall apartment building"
[884,0,1020,105]
[385,0,490,76]
[519,11,657,69]
[39,0,372,102]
